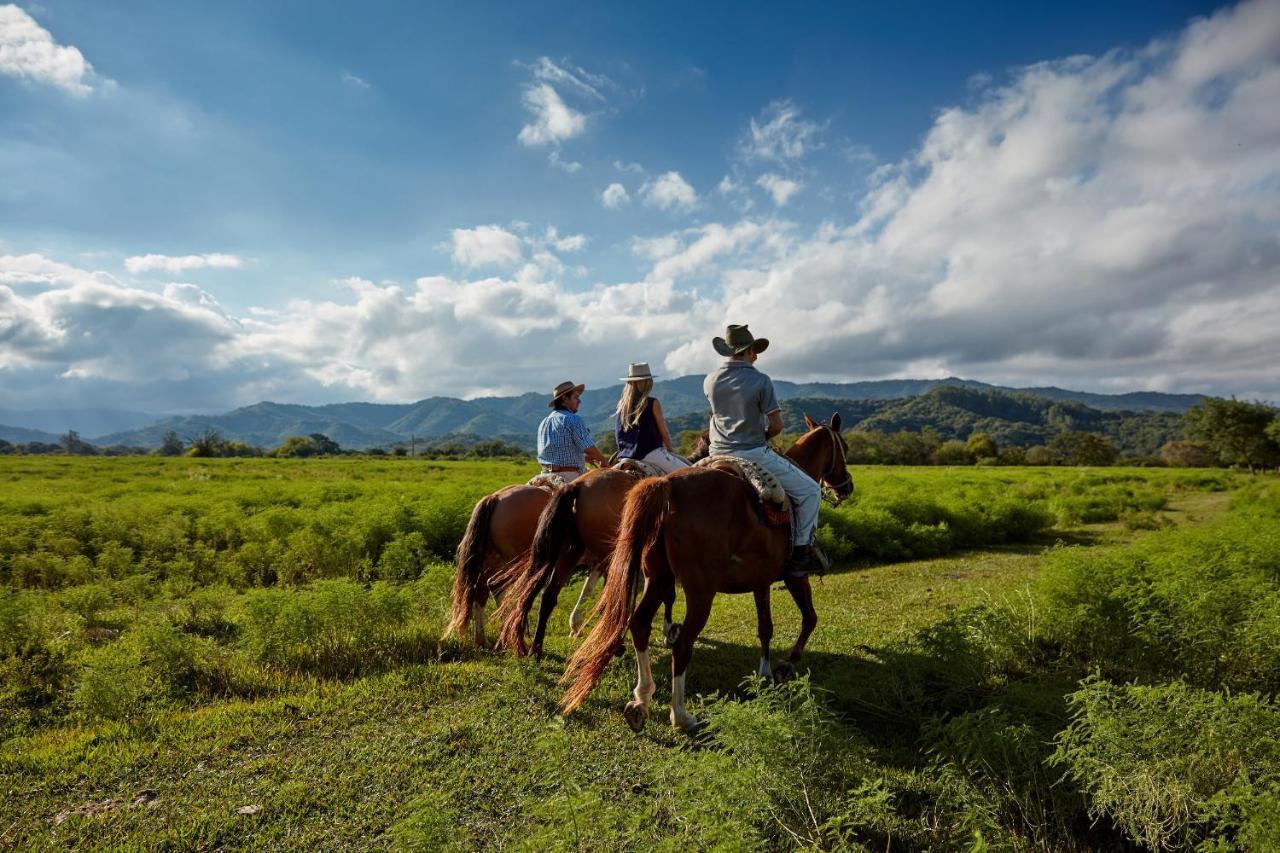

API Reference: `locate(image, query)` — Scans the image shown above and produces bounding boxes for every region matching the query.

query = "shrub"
[1052,677,1280,851]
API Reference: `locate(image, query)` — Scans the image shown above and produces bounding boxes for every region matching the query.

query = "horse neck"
[784,432,828,481]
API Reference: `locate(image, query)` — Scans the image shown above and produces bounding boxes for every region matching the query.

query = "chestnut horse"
[444,483,552,646]
[496,436,712,658]
[560,414,852,732]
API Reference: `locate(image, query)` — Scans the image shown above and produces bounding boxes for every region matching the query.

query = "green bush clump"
[240,578,432,677]
[1052,677,1280,851]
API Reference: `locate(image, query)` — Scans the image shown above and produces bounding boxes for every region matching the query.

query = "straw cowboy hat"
[549,380,586,407]
[619,362,657,382]
[712,324,770,357]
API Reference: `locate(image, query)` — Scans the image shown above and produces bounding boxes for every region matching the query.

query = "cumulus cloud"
[0,4,96,95]
[449,225,524,269]
[740,99,824,162]
[641,171,698,211]
[124,253,245,274]
[517,83,586,146]
[5,1,1280,410]
[601,182,630,208]
[756,173,802,206]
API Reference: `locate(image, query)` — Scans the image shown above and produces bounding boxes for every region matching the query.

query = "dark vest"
[616,397,663,460]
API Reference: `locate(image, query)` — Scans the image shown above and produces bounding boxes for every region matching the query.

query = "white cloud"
[124,253,245,274]
[341,71,370,89]
[548,150,583,172]
[641,171,698,211]
[545,226,587,252]
[517,82,586,147]
[529,56,611,101]
[0,4,95,95]
[756,173,802,206]
[740,99,824,162]
[449,225,524,269]
[614,160,645,174]
[601,182,630,208]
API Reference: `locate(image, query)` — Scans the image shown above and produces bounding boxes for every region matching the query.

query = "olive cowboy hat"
[549,380,586,407]
[712,324,770,357]
[619,362,657,382]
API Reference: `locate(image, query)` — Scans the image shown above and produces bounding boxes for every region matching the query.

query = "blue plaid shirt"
[537,409,596,469]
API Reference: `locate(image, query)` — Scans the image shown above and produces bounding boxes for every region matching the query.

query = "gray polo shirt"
[704,359,781,452]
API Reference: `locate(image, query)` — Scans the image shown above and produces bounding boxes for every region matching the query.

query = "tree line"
[2,397,1277,469]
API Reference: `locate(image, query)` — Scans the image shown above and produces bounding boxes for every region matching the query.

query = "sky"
[1,0,1278,413]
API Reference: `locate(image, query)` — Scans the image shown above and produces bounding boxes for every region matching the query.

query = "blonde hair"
[615,378,654,431]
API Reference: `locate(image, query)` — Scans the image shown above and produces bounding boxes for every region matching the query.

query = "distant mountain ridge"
[64,375,1205,452]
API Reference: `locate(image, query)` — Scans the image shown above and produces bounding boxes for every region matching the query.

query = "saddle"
[693,455,791,528]
[526,472,566,491]
[612,458,665,479]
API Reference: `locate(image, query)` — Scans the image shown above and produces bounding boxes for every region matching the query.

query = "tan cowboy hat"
[619,362,656,382]
[549,380,585,407]
[712,324,769,357]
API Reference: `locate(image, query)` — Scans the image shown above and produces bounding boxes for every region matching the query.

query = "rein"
[817,424,853,507]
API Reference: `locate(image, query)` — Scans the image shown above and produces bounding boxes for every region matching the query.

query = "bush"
[1052,677,1280,851]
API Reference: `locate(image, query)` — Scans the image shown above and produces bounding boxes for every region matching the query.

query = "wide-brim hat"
[549,380,585,407]
[619,362,656,382]
[712,324,769,357]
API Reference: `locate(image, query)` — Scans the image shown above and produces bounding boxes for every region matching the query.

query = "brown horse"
[560,414,851,732]
[444,483,552,646]
[494,467,669,658]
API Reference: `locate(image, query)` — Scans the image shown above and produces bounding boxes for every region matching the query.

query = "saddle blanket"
[693,455,791,528]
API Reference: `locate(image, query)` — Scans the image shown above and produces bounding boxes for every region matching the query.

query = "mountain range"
[0,377,1205,454]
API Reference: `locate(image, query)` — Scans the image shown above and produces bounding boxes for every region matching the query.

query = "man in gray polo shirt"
[704,324,824,577]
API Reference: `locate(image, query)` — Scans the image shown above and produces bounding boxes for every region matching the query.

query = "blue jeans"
[712,445,820,547]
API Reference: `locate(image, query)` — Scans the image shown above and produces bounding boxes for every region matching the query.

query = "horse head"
[799,412,854,506]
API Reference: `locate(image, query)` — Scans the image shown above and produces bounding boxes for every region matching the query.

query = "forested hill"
[60,376,1201,454]
[660,385,1186,458]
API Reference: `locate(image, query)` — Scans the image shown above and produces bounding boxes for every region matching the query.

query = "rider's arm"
[765,409,783,439]
[585,445,608,467]
[652,399,676,452]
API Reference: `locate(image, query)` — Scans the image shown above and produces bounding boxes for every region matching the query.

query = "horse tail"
[560,477,670,715]
[444,491,500,641]
[495,483,582,655]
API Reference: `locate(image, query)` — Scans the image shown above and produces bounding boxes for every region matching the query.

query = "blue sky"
[2,0,1278,412]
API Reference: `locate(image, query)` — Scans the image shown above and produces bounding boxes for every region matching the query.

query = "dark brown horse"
[560,414,851,732]
[494,467,667,658]
[444,483,553,646]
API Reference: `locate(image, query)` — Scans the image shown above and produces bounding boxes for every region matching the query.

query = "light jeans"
[713,445,820,547]
[640,446,691,474]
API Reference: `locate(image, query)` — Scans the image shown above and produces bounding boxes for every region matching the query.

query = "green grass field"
[2,458,1277,850]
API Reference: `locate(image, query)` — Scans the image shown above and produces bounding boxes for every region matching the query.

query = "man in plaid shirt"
[537,380,607,482]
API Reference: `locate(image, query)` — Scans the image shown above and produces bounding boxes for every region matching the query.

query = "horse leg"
[776,575,817,682]
[622,577,666,733]
[753,588,773,681]
[669,589,713,733]
[662,585,681,648]
[568,566,601,637]
[531,554,575,660]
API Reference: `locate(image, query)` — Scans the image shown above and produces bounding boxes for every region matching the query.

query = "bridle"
[817,424,854,507]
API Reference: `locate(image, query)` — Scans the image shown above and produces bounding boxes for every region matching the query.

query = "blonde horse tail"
[560,477,670,715]
[444,492,500,641]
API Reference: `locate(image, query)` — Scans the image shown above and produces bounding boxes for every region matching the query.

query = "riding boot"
[785,543,828,578]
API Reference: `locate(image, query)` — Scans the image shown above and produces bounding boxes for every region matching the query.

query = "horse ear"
[830,412,842,432]
[803,414,818,431]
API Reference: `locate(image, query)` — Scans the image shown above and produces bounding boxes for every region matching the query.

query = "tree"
[187,428,227,458]
[1184,398,1280,472]
[1049,431,1118,466]
[0,439,12,455]
[308,433,341,455]
[999,446,1026,466]
[158,430,185,456]
[1025,445,1055,466]
[965,432,999,461]
[1160,440,1213,468]
[274,435,319,458]
[843,430,884,464]
[932,440,971,466]
[59,430,95,455]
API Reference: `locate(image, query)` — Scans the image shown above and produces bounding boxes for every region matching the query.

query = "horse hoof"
[532,644,544,661]
[664,623,682,649]
[623,700,648,733]
[773,662,797,683]
[671,713,701,735]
